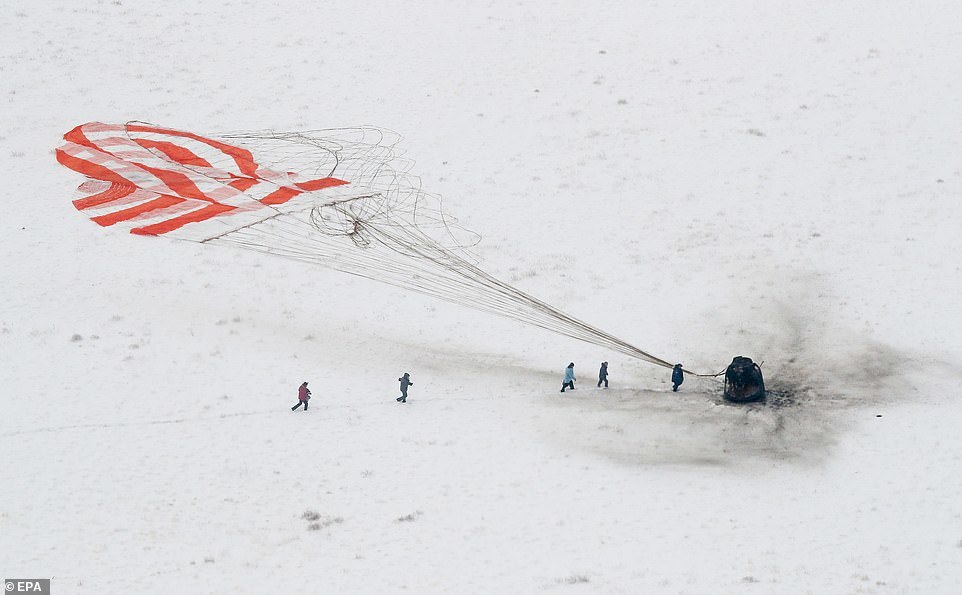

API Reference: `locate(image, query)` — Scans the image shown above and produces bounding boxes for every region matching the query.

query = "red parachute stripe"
[57,148,133,194]
[71,181,137,210]
[260,186,302,206]
[228,176,260,192]
[62,124,101,151]
[126,123,259,178]
[295,177,351,192]
[91,195,185,227]
[130,203,236,236]
[135,139,213,168]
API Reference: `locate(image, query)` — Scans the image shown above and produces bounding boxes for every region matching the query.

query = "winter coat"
[599,364,608,379]
[564,367,576,382]
[671,367,684,385]
[298,385,311,401]
[399,375,413,390]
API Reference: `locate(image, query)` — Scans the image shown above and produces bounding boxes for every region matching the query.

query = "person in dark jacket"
[671,364,684,392]
[292,381,311,410]
[396,372,414,403]
[597,361,609,388]
[560,362,576,392]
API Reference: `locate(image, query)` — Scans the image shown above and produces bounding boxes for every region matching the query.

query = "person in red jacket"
[291,381,311,411]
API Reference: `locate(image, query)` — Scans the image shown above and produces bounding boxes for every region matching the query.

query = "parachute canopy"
[58,121,680,370]
[58,122,382,240]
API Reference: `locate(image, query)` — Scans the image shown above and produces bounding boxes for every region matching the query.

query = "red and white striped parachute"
[56,121,677,369]
[57,122,360,240]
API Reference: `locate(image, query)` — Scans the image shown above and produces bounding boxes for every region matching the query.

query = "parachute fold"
[57,121,676,368]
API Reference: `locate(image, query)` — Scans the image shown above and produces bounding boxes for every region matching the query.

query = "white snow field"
[3,1,962,593]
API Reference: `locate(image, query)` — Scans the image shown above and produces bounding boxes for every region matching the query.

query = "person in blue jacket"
[597,361,609,388]
[560,362,576,392]
[396,372,414,403]
[671,364,685,392]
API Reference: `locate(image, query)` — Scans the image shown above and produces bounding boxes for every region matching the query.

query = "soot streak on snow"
[536,294,917,468]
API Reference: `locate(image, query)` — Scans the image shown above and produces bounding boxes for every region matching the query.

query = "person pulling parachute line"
[671,364,684,392]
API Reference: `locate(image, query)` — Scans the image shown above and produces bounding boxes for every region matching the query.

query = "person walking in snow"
[671,364,684,392]
[396,372,414,403]
[560,362,576,392]
[597,361,609,388]
[292,381,311,411]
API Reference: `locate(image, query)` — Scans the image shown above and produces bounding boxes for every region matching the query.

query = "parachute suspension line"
[210,206,676,370]
[372,221,675,367]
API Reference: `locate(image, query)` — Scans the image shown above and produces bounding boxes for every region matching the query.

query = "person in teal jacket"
[560,362,576,392]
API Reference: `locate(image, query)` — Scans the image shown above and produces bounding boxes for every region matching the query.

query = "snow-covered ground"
[3,1,962,592]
